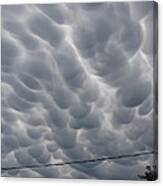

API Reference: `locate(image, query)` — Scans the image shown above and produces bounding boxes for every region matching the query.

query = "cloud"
[36,4,72,25]
[1,32,20,66]
[28,12,65,47]
[1,2,155,179]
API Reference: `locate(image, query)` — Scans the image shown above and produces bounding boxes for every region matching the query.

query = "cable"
[1,151,156,171]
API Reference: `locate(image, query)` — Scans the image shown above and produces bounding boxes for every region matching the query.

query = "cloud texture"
[1,2,155,179]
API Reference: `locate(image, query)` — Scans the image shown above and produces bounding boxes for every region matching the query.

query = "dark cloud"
[112,106,135,125]
[1,2,155,180]
[118,79,151,107]
[36,4,72,25]
[1,34,20,66]
[28,13,65,47]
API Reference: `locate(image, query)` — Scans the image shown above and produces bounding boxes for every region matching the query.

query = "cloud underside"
[1,2,155,179]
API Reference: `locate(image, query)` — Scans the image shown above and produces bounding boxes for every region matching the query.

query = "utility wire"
[1,151,156,171]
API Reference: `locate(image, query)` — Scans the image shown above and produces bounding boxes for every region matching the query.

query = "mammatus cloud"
[1,2,155,179]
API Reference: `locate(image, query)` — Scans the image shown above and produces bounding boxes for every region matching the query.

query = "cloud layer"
[1,2,155,179]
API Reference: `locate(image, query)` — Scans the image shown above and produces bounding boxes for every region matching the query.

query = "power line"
[1,151,155,171]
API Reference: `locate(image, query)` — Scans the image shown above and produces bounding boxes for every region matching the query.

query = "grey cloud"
[7,90,34,112]
[36,167,59,178]
[28,13,65,47]
[18,169,42,177]
[118,80,151,107]
[1,34,20,66]
[118,22,143,56]
[15,149,37,166]
[70,99,91,119]
[112,106,135,125]
[17,51,54,81]
[2,135,19,153]
[27,127,45,140]
[79,78,100,103]
[70,108,103,129]
[80,3,104,11]
[47,104,70,129]
[130,1,153,21]
[71,4,118,59]
[53,127,77,149]
[28,144,51,164]
[138,97,153,116]
[36,4,72,25]
[52,84,74,109]
[125,117,153,144]
[1,2,155,179]
[141,10,154,55]
[18,72,42,91]
[55,43,84,79]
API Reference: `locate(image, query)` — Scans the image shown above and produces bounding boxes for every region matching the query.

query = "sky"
[1,1,156,179]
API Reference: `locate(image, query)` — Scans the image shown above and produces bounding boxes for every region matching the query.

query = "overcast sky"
[1,1,155,179]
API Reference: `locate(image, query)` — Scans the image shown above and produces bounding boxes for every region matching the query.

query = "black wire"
[1,151,156,171]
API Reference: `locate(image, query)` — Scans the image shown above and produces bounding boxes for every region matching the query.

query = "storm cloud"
[1,2,155,179]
